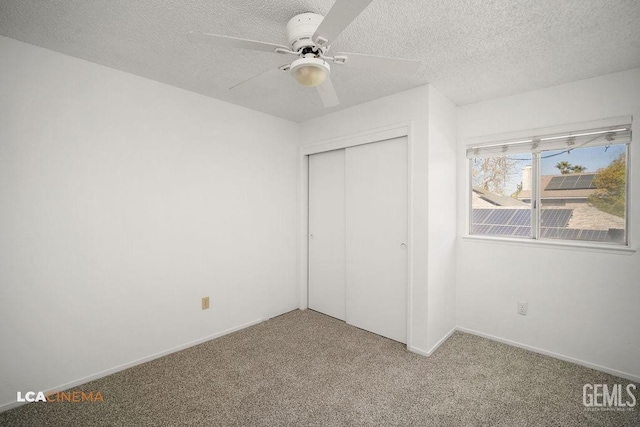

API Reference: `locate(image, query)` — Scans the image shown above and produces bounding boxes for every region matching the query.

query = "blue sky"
[503,144,626,195]
[539,144,625,175]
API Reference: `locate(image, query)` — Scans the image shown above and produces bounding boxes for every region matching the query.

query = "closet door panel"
[345,137,408,343]
[308,149,346,320]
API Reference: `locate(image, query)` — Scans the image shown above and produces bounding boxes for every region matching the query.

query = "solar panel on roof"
[540,209,572,228]
[514,226,531,236]
[574,174,596,189]
[541,227,581,240]
[471,207,616,243]
[559,228,581,240]
[540,227,551,238]
[472,224,492,234]
[509,209,531,226]
[560,176,580,189]
[485,209,516,225]
[473,208,572,228]
[579,229,609,242]
[545,174,597,190]
[490,225,514,235]
[472,209,492,224]
[472,209,518,237]
[537,226,610,242]
[540,227,556,238]
[545,176,564,190]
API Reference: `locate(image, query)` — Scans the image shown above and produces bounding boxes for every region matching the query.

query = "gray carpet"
[0,309,637,426]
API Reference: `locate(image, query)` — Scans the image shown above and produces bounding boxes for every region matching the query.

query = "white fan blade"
[187,32,291,54]
[335,52,421,76]
[229,65,290,91]
[316,78,340,108]
[312,0,373,46]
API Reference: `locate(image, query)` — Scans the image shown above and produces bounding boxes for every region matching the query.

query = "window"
[468,124,631,246]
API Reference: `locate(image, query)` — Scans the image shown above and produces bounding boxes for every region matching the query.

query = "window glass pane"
[470,154,532,238]
[539,144,627,244]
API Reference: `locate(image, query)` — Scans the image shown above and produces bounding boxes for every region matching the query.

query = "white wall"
[0,36,299,409]
[456,68,640,380]
[9,26,634,413]
[300,85,458,354]
[426,87,457,350]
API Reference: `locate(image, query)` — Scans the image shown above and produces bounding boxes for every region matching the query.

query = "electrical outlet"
[202,296,210,310]
[517,301,528,316]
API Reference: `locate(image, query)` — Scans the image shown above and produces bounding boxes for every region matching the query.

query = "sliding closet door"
[345,137,408,343]
[308,149,346,321]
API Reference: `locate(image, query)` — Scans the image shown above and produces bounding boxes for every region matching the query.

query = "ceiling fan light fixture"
[187,0,422,109]
[290,57,330,87]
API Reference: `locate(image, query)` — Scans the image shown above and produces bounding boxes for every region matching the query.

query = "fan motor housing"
[287,13,324,52]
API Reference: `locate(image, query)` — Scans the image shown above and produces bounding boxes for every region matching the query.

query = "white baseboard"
[426,327,457,356]
[407,345,429,356]
[457,326,640,383]
[408,327,456,357]
[0,318,263,413]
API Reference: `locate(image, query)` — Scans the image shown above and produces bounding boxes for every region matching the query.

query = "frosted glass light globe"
[290,57,330,87]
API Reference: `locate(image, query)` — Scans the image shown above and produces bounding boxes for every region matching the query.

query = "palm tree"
[570,164,587,173]
[556,161,571,174]
[556,161,586,174]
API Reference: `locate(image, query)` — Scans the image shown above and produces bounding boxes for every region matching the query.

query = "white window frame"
[465,117,634,253]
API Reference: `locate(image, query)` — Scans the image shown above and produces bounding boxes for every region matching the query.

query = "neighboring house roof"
[471,173,624,242]
[472,187,529,207]
[470,206,624,242]
[518,173,598,200]
[565,202,625,230]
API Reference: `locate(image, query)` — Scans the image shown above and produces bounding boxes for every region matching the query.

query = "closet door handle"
[400,243,407,249]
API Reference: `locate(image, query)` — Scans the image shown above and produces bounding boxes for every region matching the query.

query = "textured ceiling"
[1,0,639,122]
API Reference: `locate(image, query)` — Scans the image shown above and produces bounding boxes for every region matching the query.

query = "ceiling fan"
[187,0,421,108]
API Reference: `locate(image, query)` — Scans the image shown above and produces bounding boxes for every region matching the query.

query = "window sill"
[461,234,636,255]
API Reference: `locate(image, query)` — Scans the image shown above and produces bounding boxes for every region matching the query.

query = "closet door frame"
[298,122,414,350]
